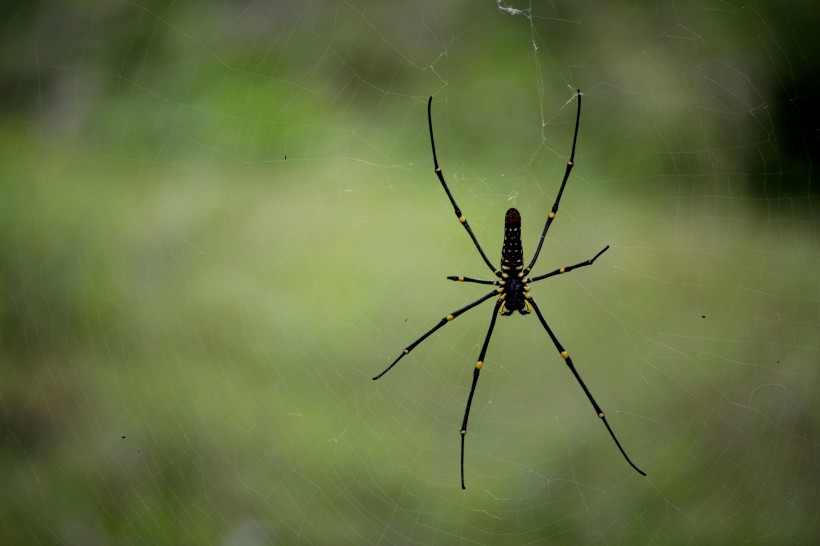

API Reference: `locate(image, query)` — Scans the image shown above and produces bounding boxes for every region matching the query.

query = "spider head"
[505,208,521,228]
[501,277,531,316]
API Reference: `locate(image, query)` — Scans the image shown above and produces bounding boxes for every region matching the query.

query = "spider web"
[2,0,818,543]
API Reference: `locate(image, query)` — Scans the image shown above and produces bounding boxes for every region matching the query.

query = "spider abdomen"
[501,208,524,270]
[500,208,529,315]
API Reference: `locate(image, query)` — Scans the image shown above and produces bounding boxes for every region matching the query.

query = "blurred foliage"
[1,1,818,544]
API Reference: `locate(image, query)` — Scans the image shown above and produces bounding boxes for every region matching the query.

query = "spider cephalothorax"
[373,91,646,489]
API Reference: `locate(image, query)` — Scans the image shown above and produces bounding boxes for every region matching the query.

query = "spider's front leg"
[428,97,500,277]
[527,89,583,272]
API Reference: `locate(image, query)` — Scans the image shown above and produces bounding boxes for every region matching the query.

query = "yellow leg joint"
[458,216,466,223]
[598,412,605,418]
[446,314,454,321]
[560,351,569,360]
[549,212,555,219]
[475,361,483,370]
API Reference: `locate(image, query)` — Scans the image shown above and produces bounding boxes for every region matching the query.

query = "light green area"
[1,1,817,544]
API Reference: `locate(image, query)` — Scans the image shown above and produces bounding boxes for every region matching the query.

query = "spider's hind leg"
[527,296,646,477]
[459,298,504,489]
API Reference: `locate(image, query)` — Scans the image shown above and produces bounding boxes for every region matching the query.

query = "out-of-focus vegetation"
[1,1,818,544]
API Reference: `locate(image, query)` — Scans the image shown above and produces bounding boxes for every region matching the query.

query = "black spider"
[374,91,646,489]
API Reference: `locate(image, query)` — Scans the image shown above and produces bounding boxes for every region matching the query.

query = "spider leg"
[460,298,504,489]
[446,275,500,286]
[428,97,500,277]
[373,289,499,381]
[528,296,646,477]
[528,245,609,283]
[526,89,582,274]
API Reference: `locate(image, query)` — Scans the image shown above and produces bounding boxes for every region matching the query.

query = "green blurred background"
[2,1,818,544]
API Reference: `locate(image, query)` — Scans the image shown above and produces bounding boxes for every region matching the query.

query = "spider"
[373,90,646,489]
